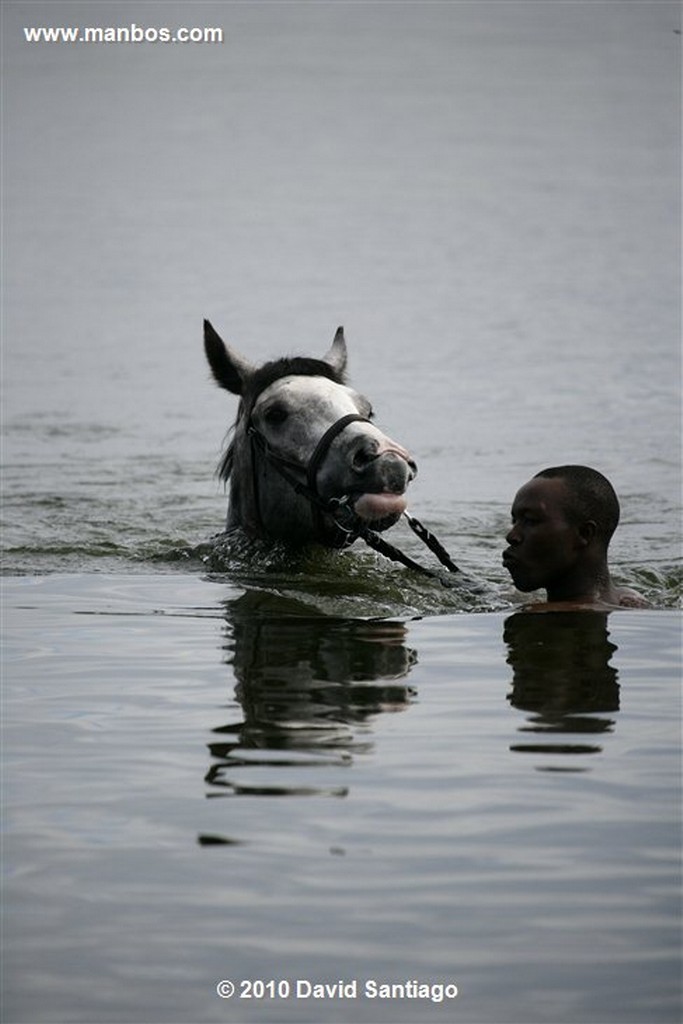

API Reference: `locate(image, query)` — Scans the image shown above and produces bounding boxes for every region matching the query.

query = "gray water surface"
[3,575,681,1024]
[3,0,680,590]
[2,3,681,1023]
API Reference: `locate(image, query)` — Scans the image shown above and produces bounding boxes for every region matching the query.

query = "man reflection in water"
[503,465,647,610]
[504,611,620,721]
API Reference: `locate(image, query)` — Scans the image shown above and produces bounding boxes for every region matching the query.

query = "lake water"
[2,2,681,1023]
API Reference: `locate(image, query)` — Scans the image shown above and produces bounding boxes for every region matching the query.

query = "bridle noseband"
[305,412,370,496]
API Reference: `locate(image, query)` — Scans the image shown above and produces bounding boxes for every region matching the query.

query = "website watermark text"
[23,24,224,45]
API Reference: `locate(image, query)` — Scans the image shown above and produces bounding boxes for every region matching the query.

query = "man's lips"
[502,550,516,567]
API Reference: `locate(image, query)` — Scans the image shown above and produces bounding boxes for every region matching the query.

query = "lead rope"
[356,524,446,580]
[403,511,460,573]
[344,510,461,585]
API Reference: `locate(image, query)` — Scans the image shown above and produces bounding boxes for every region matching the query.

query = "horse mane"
[218,356,348,484]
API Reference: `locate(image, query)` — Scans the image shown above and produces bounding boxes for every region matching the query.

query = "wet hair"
[534,465,620,545]
[247,356,346,406]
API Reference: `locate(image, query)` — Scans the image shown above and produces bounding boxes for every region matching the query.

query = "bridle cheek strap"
[305,413,370,494]
[247,413,370,546]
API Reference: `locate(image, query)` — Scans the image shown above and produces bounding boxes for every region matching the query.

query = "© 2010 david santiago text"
[216,978,459,1003]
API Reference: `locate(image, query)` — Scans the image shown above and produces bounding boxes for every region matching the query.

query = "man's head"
[503,466,620,597]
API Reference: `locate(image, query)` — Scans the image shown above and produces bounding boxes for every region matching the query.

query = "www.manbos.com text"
[23,24,224,45]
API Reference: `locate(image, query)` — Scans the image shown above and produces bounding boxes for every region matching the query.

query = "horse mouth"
[351,491,407,531]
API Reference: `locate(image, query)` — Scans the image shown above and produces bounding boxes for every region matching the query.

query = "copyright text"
[216,977,459,1003]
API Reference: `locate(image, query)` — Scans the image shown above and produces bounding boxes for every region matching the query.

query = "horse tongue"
[353,492,407,523]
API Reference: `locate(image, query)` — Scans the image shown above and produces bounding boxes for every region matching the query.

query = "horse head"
[204,320,417,547]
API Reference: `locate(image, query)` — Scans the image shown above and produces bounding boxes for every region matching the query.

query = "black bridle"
[248,412,370,546]
[247,409,462,582]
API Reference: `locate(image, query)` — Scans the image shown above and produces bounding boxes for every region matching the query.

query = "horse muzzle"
[347,449,417,531]
[311,419,417,534]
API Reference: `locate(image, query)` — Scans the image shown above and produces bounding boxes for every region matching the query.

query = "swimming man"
[502,465,648,610]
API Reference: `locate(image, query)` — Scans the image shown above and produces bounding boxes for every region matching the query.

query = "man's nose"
[506,523,520,545]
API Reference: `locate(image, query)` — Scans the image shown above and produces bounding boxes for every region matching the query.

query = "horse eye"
[263,403,288,426]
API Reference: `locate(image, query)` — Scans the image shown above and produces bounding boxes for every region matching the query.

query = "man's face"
[503,477,583,593]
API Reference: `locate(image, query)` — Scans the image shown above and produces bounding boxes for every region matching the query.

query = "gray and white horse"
[204,320,417,547]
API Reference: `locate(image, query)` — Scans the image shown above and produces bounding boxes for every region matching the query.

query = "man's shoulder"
[616,587,649,608]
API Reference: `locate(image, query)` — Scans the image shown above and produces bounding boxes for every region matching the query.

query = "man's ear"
[577,520,597,546]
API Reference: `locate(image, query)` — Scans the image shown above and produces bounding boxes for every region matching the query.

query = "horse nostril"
[352,440,378,470]
[350,441,416,484]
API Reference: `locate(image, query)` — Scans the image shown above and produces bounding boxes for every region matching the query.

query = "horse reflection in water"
[205,591,417,800]
[504,611,620,769]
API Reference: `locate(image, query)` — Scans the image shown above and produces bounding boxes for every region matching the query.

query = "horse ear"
[324,326,347,376]
[204,319,254,395]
